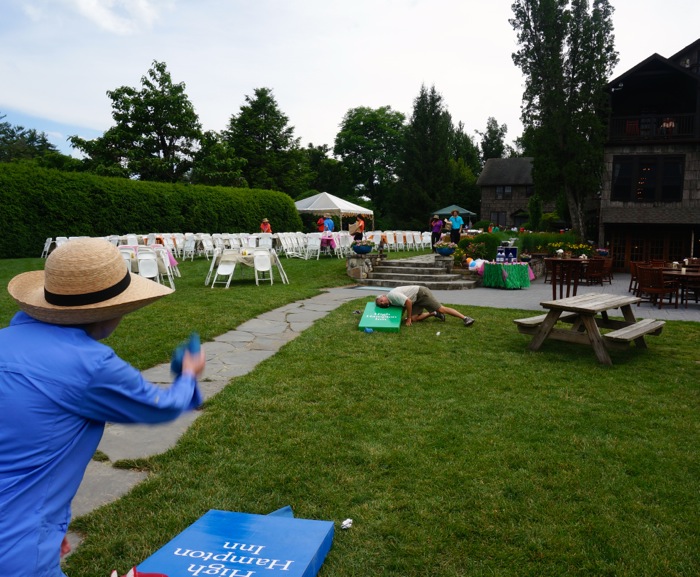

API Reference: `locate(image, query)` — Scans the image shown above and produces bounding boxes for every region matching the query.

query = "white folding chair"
[155,248,176,289]
[254,250,273,285]
[40,237,53,258]
[421,231,432,249]
[183,236,196,261]
[137,253,160,283]
[211,250,237,289]
[412,231,423,250]
[384,231,397,251]
[258,234,273,250]
[204,248,222,286]
[270,249,289,284]
[305,234,322,260]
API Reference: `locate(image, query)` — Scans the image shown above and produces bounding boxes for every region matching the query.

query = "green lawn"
[2,254,699,576]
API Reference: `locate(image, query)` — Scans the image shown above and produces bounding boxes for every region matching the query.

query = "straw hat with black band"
[8,238,173,326]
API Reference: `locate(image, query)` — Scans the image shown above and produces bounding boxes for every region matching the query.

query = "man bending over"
[375,285,475,327]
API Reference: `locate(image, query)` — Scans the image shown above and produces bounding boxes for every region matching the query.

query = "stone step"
[368,271,465,282]
[375,260,448,269]
[373,265,447,275]
[357,278,476,290]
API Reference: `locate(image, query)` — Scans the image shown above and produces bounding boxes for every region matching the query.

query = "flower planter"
[436,247,455,257]
[352,245,373,254]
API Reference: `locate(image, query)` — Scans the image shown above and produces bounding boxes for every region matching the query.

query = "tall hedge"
[0,163,303,258]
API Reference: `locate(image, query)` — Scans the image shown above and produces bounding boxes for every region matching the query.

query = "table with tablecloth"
[481,262,534,289]
[320,234,337,251]
[217,249,289,284]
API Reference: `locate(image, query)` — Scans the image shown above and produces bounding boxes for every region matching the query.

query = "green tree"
[304,144,354,199]
[392,85,454,229]
[224,87,312,197]
[528,192,543,231]
[476,116,508,163]
[1,114,56,161]
[189,130,246,187]
[69,61,203,182]
[333,106,406,214]
[450,121,481,216]
[510,0,618,237]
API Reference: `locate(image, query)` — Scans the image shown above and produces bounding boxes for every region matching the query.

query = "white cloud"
[67,0,163,34]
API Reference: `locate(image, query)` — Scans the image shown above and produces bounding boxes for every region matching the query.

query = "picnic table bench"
[513,293,665,365]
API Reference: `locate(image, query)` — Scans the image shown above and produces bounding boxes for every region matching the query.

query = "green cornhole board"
[358,302,403,332]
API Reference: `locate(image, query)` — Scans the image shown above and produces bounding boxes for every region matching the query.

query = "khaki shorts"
[412,286,442,314]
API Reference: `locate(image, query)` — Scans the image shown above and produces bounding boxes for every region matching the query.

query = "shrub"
[0,164,303,258]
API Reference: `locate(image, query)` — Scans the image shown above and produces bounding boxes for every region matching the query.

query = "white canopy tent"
[294,192,374,230]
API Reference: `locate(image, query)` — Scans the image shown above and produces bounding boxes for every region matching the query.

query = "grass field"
[2,253,699,576]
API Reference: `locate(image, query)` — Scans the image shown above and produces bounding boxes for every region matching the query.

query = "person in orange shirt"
[316,216,325,232]
[352,215,365,241]
[260,218,272,233]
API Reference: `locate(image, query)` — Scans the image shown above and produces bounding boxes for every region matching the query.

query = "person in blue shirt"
[0,238,205,576]
[323,213,335,232]
[448,210,464,244]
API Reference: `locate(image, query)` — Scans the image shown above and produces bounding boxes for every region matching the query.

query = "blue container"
[353,245,373,254]
[436,247,455,257]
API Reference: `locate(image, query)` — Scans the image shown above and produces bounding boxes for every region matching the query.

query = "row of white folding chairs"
[118,246,176,289]
[365,231,431,251]
[277,232,310,259]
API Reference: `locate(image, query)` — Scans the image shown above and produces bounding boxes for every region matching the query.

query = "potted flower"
[596,247,609,257]
[434,241,458,256]
[520,252,532,262]
[351,239,374,254]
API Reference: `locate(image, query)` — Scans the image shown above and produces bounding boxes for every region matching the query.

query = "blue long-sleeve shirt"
[0,312,202,576]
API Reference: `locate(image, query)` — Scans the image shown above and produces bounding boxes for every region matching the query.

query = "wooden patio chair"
[582,257,605,286]
[601,258,613,284]
[636,266,678,309]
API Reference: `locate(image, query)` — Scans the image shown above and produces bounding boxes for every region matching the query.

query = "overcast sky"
[1,0,698,156]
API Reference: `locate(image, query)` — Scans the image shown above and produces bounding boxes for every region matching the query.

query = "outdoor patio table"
[663,269,700,307]
[482,262,533,289]
[514,293,664,365]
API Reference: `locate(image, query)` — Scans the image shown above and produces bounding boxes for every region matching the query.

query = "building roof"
[476,157,533,186]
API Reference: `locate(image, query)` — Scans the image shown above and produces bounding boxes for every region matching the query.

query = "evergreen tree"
[224,87,312,197]
[393,85,454,229]
[476,117,508,163]
[510,0,618,237]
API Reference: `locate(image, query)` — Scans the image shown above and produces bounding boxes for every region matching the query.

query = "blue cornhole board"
[137,509,334,577]
[358,301,403,332]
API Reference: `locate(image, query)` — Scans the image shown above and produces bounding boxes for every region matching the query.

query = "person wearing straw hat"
[260,217,272,233]
[0,238,205,575]
[323,213,335,232]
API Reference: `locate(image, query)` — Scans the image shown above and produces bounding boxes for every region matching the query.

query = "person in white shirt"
[375,285,475,327]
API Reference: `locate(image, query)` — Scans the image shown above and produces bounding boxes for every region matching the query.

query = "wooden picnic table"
[514,293,664,365]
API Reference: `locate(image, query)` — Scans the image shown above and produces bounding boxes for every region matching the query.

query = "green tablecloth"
[483,262,531,289]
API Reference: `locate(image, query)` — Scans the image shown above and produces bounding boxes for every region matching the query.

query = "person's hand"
[405,318,412,327]
[60,536,71,558]
[182,350,205,378]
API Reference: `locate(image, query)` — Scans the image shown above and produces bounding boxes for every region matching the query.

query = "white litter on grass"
[436,331,441,336]
[341,518,353,530]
